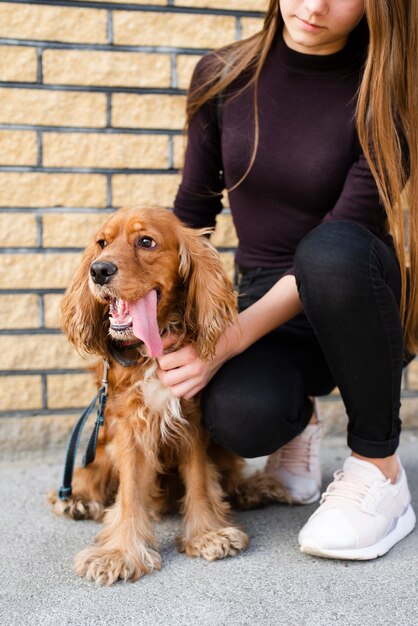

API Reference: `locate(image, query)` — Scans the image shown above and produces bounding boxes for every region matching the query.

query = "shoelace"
[320,468,391,506]
[273,427,321,472]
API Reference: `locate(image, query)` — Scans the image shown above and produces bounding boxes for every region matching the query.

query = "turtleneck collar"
[274,17,369,75]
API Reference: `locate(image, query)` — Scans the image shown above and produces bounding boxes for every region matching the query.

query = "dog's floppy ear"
[178,225,237,360]
[60,240,107,356]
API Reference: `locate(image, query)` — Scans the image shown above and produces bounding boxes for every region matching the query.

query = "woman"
[157,0,418,560]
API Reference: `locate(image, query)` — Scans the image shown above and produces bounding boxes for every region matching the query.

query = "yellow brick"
[0,253,81,289]
[0,213,38,246]
[241,17,264,39]
[406,358,418,390]
[176,54,202,90]
[78,0,163,3]
[173,134,186,169]
[211,214,238,248]
[112,94,186,130]
[399,396,418,428]
[43,133,168,169]
[0,294,39,330]
[0,334,88,370]
[220,252,235,284]
[0,3,106,44]
[44,294,63,329]
[0,375,43,410]
[316,399,345,435]
[0,414,79,459]
[112,174,181,208]
[0,46,37,82]
[43,50,170,88]
[42,212,108,248]
[47,373,97,409]
[0,130,37,166]
[176,0,267,9]
[114,12,236,49]
[0,173,107,208]
[0,88,107,128]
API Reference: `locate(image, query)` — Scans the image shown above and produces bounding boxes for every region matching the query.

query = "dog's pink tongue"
[130,289,163,357]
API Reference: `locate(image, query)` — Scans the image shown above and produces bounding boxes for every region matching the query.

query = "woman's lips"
[296,16,325,32]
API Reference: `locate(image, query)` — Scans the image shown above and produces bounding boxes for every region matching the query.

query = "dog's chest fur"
[105,360,196,461]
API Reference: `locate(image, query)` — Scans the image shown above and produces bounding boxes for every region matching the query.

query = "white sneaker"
[265,399,322,504]
[298,455,416,560]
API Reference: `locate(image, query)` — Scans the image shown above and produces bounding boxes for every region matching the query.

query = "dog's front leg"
[49,438,118,521]
[178,428,249,561]
[73,424,161,585]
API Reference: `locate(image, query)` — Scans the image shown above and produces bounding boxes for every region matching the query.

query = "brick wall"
[1,0,417,456]
[0,0,266,454]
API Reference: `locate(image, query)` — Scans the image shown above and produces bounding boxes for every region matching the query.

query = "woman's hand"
[156,274,303,399]
[156,333,223,399]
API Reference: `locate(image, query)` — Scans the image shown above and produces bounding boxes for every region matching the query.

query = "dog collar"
[108,341,144,367]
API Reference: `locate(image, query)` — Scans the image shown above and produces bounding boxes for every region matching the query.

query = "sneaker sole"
[292,488,321,505]
[300,504,416,560]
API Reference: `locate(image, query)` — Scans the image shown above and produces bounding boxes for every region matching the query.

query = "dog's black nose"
[90,261,118,285]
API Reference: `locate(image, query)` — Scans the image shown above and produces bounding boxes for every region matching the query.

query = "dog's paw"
[232,471,291,510]
[48,490,104,521]
[73,545,162,586]
[181,527,249,561]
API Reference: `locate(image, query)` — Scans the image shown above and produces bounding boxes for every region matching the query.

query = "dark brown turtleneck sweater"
[174,22,393,274]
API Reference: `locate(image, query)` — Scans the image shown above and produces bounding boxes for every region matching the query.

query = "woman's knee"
[294,221,374,282]
[293,221,381,309]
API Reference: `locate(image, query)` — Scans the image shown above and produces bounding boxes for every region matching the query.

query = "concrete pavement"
[1,434,418,626]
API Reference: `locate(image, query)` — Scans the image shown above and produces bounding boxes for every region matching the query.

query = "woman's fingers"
[157,343,196,371]
[156,340,218,398]
[169,381,203,400]
[156,366,201,398]
[157,360,203,388]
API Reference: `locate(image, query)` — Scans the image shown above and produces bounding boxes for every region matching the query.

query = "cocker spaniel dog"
[49,206,288,586]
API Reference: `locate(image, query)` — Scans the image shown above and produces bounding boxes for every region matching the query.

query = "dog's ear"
[60,241,107,356]
[178,226,237,360]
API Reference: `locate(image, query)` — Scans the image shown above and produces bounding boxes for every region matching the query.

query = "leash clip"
[97,359,109,427]
[101,358,109,395]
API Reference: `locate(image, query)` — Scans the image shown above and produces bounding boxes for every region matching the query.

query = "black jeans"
[202,221,414,459]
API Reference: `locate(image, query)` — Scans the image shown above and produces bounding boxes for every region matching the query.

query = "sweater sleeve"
[173,56,225,230]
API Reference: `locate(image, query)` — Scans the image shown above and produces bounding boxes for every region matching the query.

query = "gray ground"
[1,433,418,626]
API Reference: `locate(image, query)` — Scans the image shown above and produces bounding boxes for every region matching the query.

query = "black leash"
[58,360,109,501]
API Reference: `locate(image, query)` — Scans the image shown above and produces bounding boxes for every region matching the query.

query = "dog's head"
[61,207,237,361]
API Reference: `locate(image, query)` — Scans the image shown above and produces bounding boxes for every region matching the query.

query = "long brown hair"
[187,0,418,355]
[357,0,418,355]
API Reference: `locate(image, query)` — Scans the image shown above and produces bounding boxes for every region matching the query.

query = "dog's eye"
[97,239,107,249]
[137,236,157,249]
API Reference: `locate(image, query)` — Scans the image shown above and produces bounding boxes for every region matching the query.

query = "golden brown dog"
[49,206,288,585]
